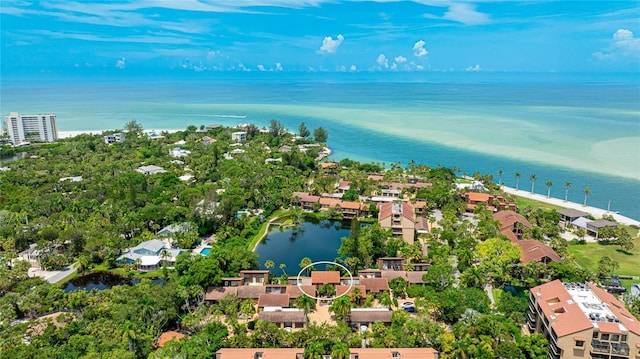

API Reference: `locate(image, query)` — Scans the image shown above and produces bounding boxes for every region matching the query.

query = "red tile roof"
[311,271,341,284]
[286,285,316,298]
[531,280,593,337]
[340,201,361,210]
[336,284,367,298]
[156,331,185,347]
[588,283,640,336]
[494,210,533,230]
[516,240,561,263]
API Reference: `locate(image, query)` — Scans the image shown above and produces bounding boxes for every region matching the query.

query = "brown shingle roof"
[292,191,320,203]
[351,348,439,359]
[380,271,407,281]
[359,277,390,293]
[406,271,428,284]
[236,285,265,299]
[311,271,341,284]
[340,201,360,210]
[336,284,366,298]
[257,293,290,308]
[205,286,238,301]
[258,310,307,324]
[350,309,392,323]
[286,285,316,298]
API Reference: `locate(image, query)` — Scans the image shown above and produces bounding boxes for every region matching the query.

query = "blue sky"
[1,0,639,75]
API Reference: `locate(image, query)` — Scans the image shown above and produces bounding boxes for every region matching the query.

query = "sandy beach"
[502,185,640,227]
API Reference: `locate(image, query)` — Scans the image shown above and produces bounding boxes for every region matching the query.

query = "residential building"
[291,192,320,211]
[379,201,415,244]
[104,132,125,144]
[516,240,561,264]
[169,147,191,157]
[350,308,393,329]
[494,210,533,241]
[117,239,184,271]
[231,131,247,141]
[527,280,640,359]
[5,112,58,145]
[463,192,517,212]
[156,331,186,348]
[136,165,167,175]
[557,208,590,225]
[257,310,307,330]
[215,348,439,359]
[571,218,619,238]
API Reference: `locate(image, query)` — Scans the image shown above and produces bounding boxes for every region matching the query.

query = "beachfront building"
[104,132,125,144]
[527,280,640,359]
[4,112,58,145]
[378,201,416,244]
[231,131,247,142]
[494,210,533,241]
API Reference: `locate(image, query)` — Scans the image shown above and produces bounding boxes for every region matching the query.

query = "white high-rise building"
[4,112,58,145]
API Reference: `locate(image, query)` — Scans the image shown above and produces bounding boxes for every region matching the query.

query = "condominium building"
[378,201,415,244]
[4,112,58,145]
[527,280,640,359]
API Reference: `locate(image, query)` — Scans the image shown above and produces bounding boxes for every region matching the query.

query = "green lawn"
[514,196,564,212]
[567,239,640,277]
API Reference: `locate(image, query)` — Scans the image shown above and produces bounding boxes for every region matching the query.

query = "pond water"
[63,272,162,292]
[254,218,351,274]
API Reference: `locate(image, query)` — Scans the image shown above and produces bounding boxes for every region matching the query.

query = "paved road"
[502,186,639,227]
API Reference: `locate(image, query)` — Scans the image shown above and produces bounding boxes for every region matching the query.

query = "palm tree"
[515,172,521,190]
[564,182,571,202]
[350,286,363,306]
[329,296,352,323]
[299,257,313,276]
[529,174,537,194]
[583,187,591,206]
[304,341,325,359]
[121,321,137,353]
[279,263,287,276]
[497,170,503,188]
[331,342,351,359]
[295,294,316,314]
[264,259,275,270]
[546,180,553,198]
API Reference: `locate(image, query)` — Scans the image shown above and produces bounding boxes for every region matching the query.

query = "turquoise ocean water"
[1,72,639,219]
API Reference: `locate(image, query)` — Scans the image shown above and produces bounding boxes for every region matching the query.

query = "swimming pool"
[199,247,211,256]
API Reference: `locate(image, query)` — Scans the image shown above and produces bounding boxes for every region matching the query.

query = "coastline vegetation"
[0,121,637,358]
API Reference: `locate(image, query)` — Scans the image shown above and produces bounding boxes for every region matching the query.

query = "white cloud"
[413,40,428,57]
[390,63,398,71]
[116,57,126,69]
[442,3,489,25]
[275,62,283,71]
[416,65,424,71]
[257,64,266,71]
[613,29,640,51]
[339,65,346,72]
[377,54,389,68]
[394,55,407,63]
[465,64,481,72]
[592,28,640,61]
[350,64,357,72]
[422,2,489,25]
[318,34,344,54]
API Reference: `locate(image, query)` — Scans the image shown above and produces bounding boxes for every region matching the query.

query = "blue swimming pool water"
[199,247,211,255]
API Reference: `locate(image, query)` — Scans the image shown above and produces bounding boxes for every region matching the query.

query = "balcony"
[591,340,610,354]
[611,342,630,356]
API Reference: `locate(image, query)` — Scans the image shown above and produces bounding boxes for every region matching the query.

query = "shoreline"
[502,185,639,226]
[54,129,639,224]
